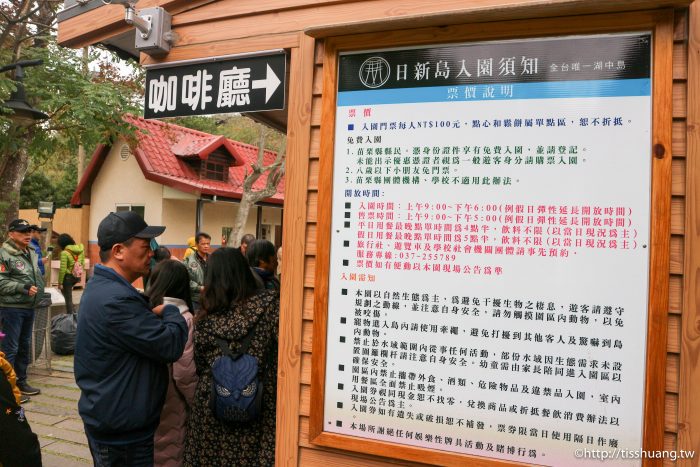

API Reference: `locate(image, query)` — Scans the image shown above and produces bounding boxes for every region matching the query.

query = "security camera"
[102,0,137,5]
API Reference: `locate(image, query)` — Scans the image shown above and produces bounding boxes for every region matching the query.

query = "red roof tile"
[71,114,284,206]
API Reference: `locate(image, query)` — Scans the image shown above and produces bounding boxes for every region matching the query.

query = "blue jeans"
[0,307,35,385]
[86,433,154,467]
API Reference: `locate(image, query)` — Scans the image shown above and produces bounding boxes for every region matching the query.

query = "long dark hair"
[146,259,193,312]
[199,247,257,320]
[57,233,75,250]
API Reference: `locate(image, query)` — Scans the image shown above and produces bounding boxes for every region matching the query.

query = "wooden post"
[678,2,700,465]
[44,220,53,287]
[195,198,204,235]
[256,205,263,238]
[275,32,315,467]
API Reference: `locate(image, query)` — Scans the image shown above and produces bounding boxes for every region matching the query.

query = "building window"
[116,204,145,218]
[203,161,227,181]
[222,227,232,247]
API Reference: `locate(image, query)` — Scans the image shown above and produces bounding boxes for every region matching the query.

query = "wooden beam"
[173,0,356,26]
[140,33,299,66]
[174,1,691,48]
[642,10,674,463]
[57,0,214,48]
[58,0,694,49]
[305,0,693,37]
[677,2,700,465]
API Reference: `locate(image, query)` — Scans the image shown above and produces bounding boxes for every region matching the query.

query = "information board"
[323,33,652,466]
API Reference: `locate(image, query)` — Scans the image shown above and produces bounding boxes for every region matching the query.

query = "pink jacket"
[154,298,197,467]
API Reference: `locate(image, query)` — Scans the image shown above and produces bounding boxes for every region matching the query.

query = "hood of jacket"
[64,244,84,255]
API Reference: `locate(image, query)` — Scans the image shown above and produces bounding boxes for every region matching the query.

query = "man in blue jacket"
[75,211,187,466]
[29,225,48,276]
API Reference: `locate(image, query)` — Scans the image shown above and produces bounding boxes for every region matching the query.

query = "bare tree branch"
[230,122,287,245]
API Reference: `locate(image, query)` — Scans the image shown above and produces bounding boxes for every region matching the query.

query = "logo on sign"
[359,57,390,89]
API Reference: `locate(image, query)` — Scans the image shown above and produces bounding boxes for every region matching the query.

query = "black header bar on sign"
[144,52,286,119]
[338,33,651,92]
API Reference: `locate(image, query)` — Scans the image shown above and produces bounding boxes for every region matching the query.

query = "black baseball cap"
[30,225,47,232]
[97,211,165,251]
[8,219,32,232]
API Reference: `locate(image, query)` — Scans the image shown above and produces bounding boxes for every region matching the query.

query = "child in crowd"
[147,260,198,467]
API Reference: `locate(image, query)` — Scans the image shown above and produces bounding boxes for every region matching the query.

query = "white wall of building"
[160,199,198,246]
[88,142,164,241]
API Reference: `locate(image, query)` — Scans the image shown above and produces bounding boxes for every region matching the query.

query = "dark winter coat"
[0,239,45,309]
[183,289,279,467]
[75,264,188,445]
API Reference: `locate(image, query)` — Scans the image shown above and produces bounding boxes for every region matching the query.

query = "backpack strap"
[215,338,235,358]
[215,316,262,359]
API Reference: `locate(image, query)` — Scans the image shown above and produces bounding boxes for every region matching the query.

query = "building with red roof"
[72,114,284,263]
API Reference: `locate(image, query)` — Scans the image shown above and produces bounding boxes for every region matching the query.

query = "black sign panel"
[144,53,286,119]
[339,34,650,92]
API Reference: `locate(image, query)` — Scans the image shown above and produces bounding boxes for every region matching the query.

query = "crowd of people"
[0,212,283,466]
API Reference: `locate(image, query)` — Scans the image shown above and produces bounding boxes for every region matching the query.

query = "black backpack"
[209,323,264,423]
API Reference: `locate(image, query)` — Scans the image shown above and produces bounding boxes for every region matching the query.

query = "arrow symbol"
[252,64,281,103]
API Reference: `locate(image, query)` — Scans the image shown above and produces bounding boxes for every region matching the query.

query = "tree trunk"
[0,141,31,238]
[228,122,285,247]
[231,196,255,247]
[77,46,88,181]
[78,145,86,181]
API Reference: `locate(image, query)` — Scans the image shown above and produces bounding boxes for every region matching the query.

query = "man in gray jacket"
[183,232,210,310]
[0,219,45,402]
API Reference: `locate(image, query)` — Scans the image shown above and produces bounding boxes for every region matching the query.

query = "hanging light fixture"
[0,59,49,127]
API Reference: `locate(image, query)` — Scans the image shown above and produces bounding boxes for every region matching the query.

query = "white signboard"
[323,33,652,466]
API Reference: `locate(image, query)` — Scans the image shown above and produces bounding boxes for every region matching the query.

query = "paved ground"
[27,356,91,466]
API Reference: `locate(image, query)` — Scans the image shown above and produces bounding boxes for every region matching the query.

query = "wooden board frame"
[276,32,316,467]
[311,9,674,466]
[678,2,700,464]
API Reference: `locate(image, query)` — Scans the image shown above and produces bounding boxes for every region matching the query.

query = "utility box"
[134,7,172,57]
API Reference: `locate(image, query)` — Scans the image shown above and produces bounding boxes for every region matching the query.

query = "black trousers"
[62,274,78,314]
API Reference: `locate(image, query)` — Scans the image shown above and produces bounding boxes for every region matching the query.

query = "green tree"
[18,172,53,209]
[19,161,77,210]
[168,115,223,135]
[0,1,141,236]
